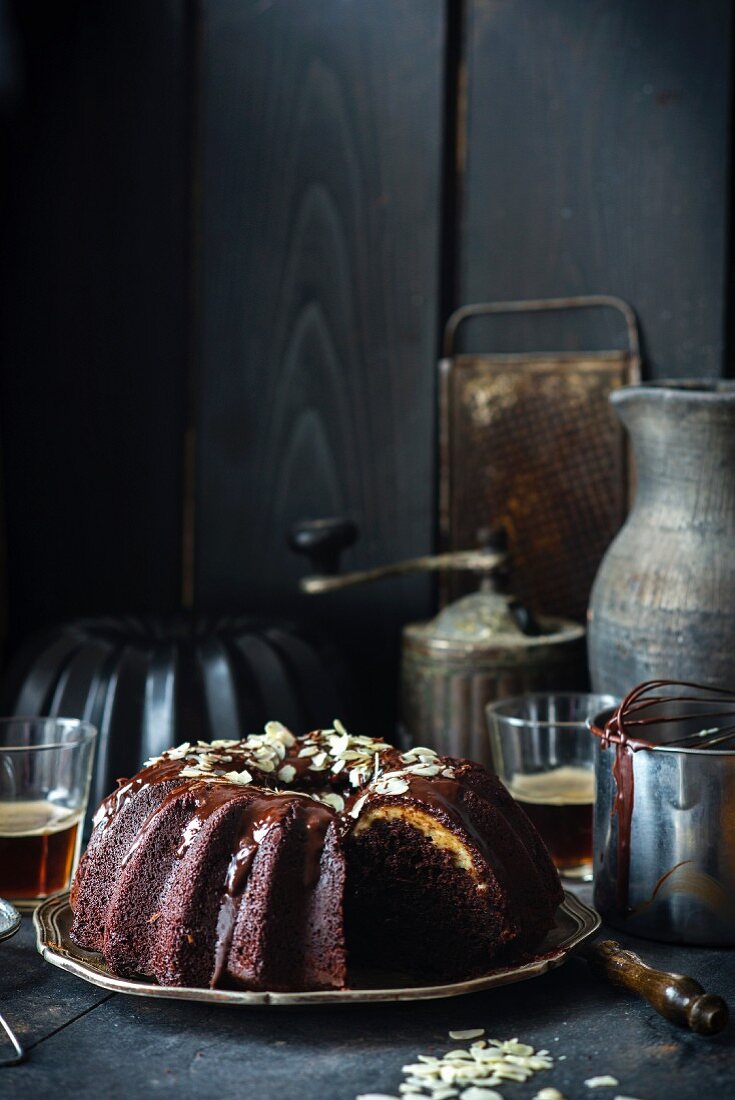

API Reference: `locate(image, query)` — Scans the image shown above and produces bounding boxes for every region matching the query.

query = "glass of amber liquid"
[487,694,616,881]
[0,718,97,908]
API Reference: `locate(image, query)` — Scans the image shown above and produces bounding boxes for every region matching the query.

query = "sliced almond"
[349,794,368,818]
[377,778,409,796]
[317,792,345,813]
[459,1089,503,1100]
[330,733,351,756]
[355,1095,401,1100]
[264,721,295,746]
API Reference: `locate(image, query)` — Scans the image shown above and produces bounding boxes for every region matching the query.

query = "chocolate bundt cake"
[70,723,562,990]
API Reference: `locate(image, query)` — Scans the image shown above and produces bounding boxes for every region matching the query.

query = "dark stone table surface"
[1,886,733,1099]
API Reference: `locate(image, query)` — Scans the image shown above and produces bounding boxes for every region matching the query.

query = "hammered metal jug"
[588,381,735,695]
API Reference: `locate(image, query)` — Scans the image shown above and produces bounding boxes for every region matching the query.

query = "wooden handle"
[584,939,728,1036]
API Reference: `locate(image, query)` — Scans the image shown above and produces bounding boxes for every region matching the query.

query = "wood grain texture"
[1,918,110,1052]
[193,1,444,726]
[0,3,190,646]
[458,0,732,377]
[1,0,732,731]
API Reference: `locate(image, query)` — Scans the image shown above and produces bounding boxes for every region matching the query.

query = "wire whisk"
[609,680,735,750]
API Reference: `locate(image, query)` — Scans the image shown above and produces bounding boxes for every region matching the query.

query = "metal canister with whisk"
[590,682,735,946]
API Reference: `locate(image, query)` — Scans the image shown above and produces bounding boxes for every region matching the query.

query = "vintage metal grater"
[439,296,640,623]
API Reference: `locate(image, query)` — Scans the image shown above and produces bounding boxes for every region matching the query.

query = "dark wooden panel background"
[192,0,445,726]
[455,0,733,374]
[0,2,189,647]
[0,0,732,731]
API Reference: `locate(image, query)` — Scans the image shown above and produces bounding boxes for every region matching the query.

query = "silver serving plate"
[0,898,21,943]
[0,898,25,1066]
[34,891,599,1006]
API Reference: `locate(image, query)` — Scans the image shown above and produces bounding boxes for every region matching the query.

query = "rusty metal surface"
[439,297,640,624]
[440,351,637,623]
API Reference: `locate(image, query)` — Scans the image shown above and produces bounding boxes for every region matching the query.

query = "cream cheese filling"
[352,804,479,876]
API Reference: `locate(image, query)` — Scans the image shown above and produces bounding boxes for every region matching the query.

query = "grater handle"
[442,295,640,361]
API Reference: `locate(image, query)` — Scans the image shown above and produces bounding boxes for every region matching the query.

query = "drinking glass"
[486,693,615,881]
[0,718,97,908]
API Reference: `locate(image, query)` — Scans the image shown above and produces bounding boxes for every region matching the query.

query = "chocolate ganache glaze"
[595,710,647,914]
[70,720,563,991]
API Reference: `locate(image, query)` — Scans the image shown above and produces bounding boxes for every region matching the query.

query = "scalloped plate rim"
[0,897,22,943]
[34,890,600,1006]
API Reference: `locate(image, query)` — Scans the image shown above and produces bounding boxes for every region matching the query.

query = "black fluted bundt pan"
[0,615,346,829]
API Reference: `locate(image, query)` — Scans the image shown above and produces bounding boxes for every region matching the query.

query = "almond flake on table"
[372,1032,556,1100]
[585,1077,620,1088]
[534,1090,566,1100]
[356,1094,401,1100]
[458,1089,503,1100]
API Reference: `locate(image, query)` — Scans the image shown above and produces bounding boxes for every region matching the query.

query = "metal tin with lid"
[291,520,586,769]
[400,589,585,769]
